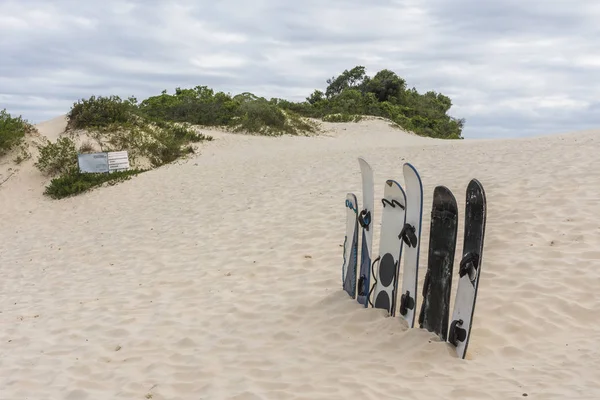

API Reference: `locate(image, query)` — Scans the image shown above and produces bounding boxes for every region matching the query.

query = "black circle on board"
[379,253,395,287]
[374,291,390,311]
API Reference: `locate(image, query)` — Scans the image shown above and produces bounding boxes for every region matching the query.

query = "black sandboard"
[418,186,458,341]
[448,179,487,359]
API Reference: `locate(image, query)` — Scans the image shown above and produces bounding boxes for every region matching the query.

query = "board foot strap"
[398,223,417,247]
[459,252,479,282]
[399,290,415,316]
[358,209,371,230]
[448,319,467,346]
[382,198,405,209]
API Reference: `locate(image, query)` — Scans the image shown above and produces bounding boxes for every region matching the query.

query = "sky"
[1,0,599,138]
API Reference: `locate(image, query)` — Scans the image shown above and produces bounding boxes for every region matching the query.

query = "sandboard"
[342,193,359,298]
[356,157,374,307]
[397,163,424,327]
[370,180,407,315]
[448,179,487,359]
[418,186,458,341]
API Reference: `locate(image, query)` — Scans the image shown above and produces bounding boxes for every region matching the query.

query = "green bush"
[67,95,136,130]
[285,110,319,134]
[139,86,239,126]
[35,137,78,176]
[0,109,35,155]
[44,169,146,199]
[141,121,212,167]
[230,100,317,136]
[232,100,287,135]
[276,65,465,139]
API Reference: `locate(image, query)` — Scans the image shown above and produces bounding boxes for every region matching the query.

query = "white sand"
[1,117,599,399]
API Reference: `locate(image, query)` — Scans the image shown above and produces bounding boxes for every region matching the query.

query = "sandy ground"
[1,117,599,399]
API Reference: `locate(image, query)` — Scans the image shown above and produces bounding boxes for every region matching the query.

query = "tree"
[365,69,406,103]
[306,90,324,104]
[325,66,368,98]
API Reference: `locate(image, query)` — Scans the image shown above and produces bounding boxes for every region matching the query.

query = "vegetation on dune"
[31,95,213,199]
[134,66,464,139]
[0,109,36,158]
[44,169,146,199]
[2,64,464,199]
[275,66,465,139]
[138,87,319,136]
[66,94,212,166]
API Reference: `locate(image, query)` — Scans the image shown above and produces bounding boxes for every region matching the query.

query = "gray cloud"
[1,0,599,137]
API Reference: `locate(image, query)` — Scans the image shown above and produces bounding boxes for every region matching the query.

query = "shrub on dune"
[0,109,36,156]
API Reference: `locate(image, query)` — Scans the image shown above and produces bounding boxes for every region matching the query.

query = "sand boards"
[356,157,374,307]
[418,186,458,341]
[342,193,359,298]
[397,163,424,327]
[371,180,407,315]
[339,158,488,360]
[448,179,487,359]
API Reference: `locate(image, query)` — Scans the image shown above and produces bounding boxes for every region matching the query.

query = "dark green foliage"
[139,86,238,126]
[141,121,212,167]
[232,100,287,135]
[280,65,464,139]
[131,65,463,138]
[67,95,137,130]
[35,137,78,176]
[0,109,35,155]
[231,99,317,136]
[325,66,368,98]
[44,169,146,199]
[364,69,406,103]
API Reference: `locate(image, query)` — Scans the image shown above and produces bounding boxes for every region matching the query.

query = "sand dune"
[1,118,599,399]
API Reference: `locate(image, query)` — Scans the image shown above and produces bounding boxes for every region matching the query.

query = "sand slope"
[1,118,599,399]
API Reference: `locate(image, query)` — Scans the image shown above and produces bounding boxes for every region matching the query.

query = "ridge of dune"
[1,115,599,399]
[34,114,68,142]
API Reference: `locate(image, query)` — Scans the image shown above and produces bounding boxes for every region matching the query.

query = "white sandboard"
[397,163,424,327]
[371,180,407,316]
[342,193,359,298]
[356,157,374,307]
[448,179,487,359]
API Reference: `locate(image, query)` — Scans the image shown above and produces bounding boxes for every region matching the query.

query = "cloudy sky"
[1,0,599,138]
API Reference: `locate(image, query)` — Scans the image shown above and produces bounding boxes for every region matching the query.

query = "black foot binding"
[459,252,479,283]
[399,223,417,247]
[358,209,371,230]
[357,275,367,296]
[448,319,467,346]
[399,290,415,316]
[382,198,405,209]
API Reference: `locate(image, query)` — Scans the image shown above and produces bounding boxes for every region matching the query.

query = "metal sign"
[77,152,109,173]
[108,151,130,173]
[77,151,130,174]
